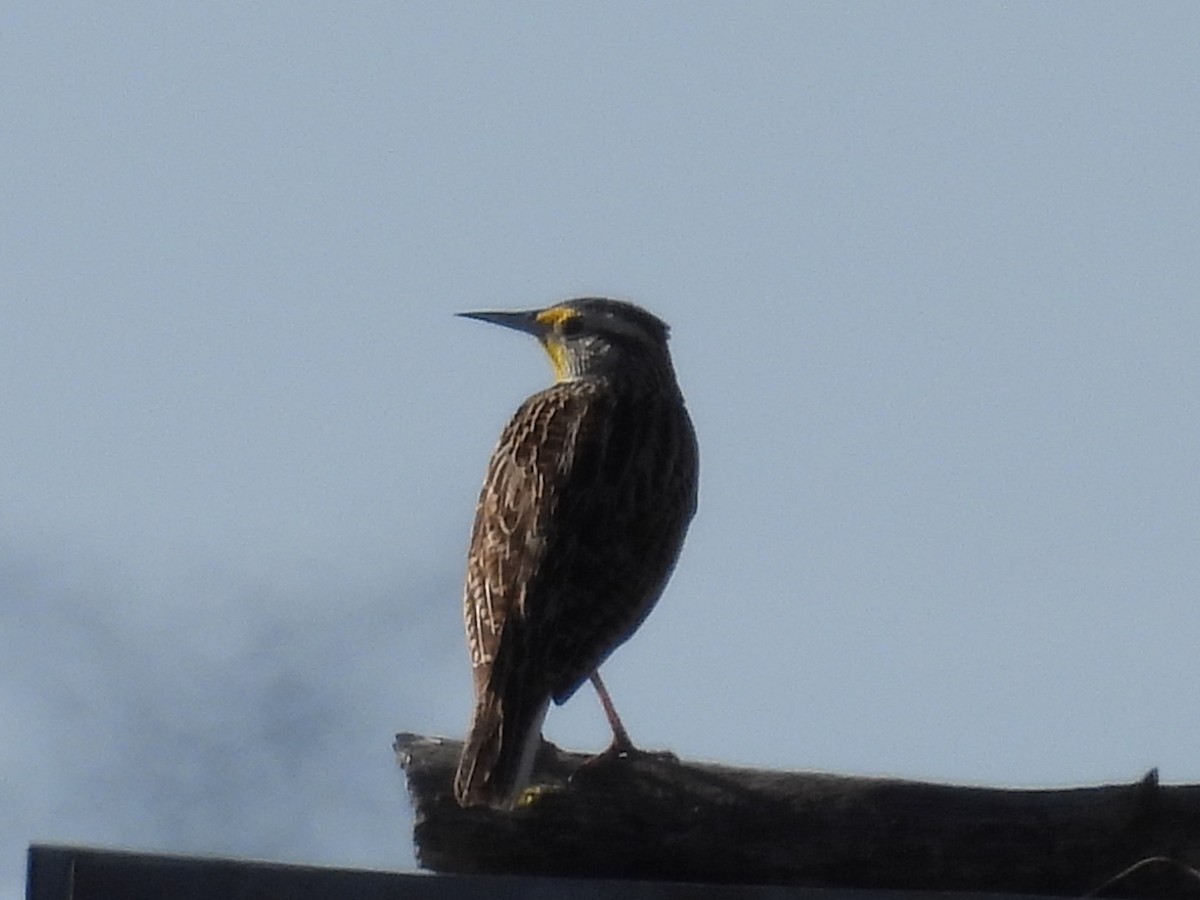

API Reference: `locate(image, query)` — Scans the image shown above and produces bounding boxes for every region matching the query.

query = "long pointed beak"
[457,309,548,338]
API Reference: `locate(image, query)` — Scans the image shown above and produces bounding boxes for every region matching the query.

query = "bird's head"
[458,297,673,383]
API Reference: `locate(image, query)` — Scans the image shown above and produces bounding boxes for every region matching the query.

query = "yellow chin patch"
[535,307,579,382]
[541,339,571,382]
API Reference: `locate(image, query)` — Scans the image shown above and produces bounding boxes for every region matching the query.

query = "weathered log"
[394,733,1200,898]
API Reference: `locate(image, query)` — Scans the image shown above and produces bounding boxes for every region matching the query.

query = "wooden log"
[394,733,1200,898]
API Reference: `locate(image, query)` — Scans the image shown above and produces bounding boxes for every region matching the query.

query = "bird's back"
[526,376,697,702]
[464,374,697,700]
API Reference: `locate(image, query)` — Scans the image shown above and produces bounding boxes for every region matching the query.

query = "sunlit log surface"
[396,732,1200,898]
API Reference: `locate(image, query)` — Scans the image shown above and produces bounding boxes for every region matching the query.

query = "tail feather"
[454,689,550,809]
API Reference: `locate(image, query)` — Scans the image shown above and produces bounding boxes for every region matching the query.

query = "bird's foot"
[596,732,637,761]
[571,737,679,782]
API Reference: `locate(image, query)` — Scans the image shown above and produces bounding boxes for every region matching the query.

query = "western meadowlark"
[453,297,698,809]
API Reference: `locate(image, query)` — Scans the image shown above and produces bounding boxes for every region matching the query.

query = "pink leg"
[590,671,635,753]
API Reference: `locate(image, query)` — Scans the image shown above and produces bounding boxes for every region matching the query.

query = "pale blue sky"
[3,4,1199,896]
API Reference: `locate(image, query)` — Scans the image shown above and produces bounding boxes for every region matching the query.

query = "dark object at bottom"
[25,843,1124,900]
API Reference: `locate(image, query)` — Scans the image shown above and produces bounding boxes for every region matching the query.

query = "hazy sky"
[3,4,1199,897]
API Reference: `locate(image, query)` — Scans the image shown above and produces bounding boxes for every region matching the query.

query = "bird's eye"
[560,317,585,338]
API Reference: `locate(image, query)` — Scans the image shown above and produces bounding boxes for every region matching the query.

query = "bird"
[453,297,698,809]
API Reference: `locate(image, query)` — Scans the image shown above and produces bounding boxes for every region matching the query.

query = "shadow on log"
[395,733,1200,898]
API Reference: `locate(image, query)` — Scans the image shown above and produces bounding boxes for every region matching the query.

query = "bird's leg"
[570,671,678,789]
[590,671,636,756]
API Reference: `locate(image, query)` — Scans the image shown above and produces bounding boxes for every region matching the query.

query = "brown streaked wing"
[462,379,608,694]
